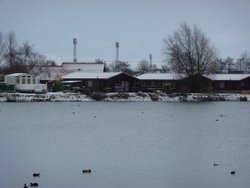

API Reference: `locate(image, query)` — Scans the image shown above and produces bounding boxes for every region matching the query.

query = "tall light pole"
[149,53,152,71]
[73,38,77,62]
[115,41,119,63]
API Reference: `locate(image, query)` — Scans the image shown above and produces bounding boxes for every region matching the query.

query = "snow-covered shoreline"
[0,91,249,102]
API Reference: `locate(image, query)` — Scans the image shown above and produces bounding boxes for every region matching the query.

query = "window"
[16,77,20,84]
[33,78,36,84]
[22,76,26,84]
[87,81,93,87]
[27,76,31,84]
[219,82,225,89]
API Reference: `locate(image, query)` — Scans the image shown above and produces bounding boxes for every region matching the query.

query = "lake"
[0,102,250,188]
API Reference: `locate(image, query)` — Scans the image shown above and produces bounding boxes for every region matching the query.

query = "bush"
[240,96,248,101]
[90,92,106,101]
[118,92,129,99]
[52,81,63,92]
[164,82,171,93]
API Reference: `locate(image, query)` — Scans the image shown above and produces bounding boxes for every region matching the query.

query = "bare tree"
[19,41,46,71]
[163,22,217,76]
[109,61,133,74]
[161,63,169,73]
[239,51,250,73]
[137,59,150,73]
[0,31,49,74]
[0,32,4,64]
[3,32,19,68]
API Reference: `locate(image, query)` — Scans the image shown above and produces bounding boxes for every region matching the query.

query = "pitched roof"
[5,73,29,77]
[62,72,123,80]
[137,73,250,81]
[137,73,186,80]
[206,74,250,81]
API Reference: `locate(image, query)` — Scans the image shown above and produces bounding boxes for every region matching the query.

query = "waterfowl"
[23,184,28,188]
[213,162,219,166]
[230,171,235,175]
[82,169,91,173]
[30,183,39,187]
[33,173,40,177]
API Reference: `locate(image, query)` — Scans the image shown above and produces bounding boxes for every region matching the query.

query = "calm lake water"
[0,102,250,188]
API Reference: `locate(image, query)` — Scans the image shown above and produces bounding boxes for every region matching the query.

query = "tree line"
[0,31,55,74]
[1,24,249,76]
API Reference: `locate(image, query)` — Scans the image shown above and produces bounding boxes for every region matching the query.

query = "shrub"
[90,92,106,101]
[52,81,63,92]
[240,96,248,101]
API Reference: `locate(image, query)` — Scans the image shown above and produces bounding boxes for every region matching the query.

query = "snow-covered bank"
[0,92,93,102]
[0,91,249,102]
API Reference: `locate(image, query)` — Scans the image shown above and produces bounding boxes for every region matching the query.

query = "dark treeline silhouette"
[0,31,55,74]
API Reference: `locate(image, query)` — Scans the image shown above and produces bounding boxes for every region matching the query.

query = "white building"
[61,62,105,72]
[4,73,47,93]
[32,62,105,83]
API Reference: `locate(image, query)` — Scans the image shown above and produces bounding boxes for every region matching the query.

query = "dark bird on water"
[33,173,40,177]
[30,183,39,187]
[213,162,219,166]
[23,184,28,188]
[230,171,236,175]
[82,169,92,173]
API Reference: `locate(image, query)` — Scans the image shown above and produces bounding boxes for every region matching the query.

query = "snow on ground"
[0,91,250,102]
[0,92,93,102]
[104,92,151,102]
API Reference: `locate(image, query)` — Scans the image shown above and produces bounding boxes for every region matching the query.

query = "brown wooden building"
[137,73,250,93]
[62,72,139,92]
[179,74,213,93]
[206,74,250,92]
[136,73,186,92]
[62,72,250,93]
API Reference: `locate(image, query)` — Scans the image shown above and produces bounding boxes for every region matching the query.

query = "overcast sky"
[0,0,249,65]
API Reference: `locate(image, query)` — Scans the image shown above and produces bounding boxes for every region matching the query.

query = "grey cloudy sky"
[0,0,249,65]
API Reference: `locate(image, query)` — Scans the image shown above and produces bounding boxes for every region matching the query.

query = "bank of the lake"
[0,91,250,102]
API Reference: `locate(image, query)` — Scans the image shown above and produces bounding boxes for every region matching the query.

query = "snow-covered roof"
[206,74,250,81]
[137,73,250,81]
[62,62,105,72]
[137,73,186,80]
[33,62,105,81]
[62,72,123,80]
[5,73,30,77]
[61,80,82,83]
